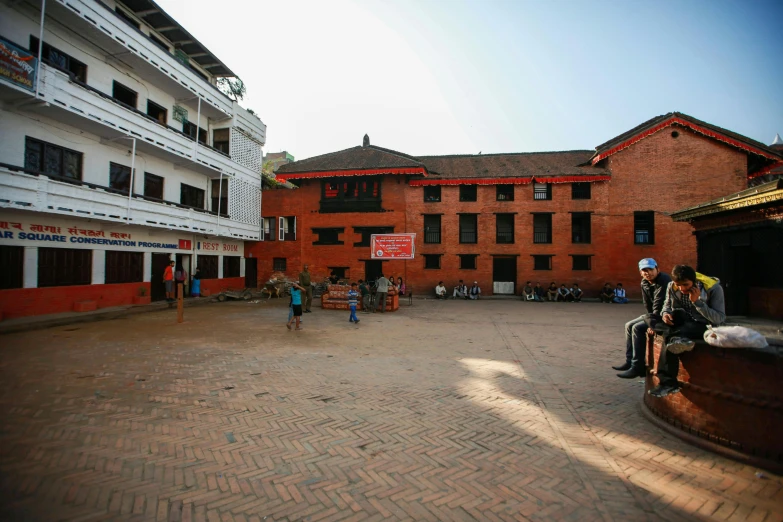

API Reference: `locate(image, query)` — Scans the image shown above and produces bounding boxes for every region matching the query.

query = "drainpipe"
[126,137,136,222]
[35,0,46,98]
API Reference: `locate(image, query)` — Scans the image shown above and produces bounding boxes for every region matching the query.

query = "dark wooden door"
[245,258,258,289]
[151,253,170,302]
[492,257,517,294]
[364,260,383,285]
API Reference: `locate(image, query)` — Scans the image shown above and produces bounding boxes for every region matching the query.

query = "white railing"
[0,167,260,240]
[37,64,260,183]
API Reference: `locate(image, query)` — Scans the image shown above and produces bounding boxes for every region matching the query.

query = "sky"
[156,0,783,160]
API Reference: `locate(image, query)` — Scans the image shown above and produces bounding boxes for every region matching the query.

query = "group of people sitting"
[521,281,584,302]
[599,282,629,303]
[435,280,482,300]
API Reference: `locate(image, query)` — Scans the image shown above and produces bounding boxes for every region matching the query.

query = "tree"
[217,77,246,101]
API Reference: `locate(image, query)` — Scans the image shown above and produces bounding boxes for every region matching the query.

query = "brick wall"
[199,277,245,296]
[0,282,151,319]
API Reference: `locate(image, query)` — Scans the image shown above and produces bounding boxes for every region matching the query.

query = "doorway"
[151,253,171,302]
[493,257,517,295]
[245,258,258,289]
[364,260,383,285]
[175,253,191,298]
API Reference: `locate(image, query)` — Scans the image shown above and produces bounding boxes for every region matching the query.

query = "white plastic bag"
[703,325,769,349]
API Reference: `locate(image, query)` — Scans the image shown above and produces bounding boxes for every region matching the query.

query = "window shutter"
[278,217,285,241]
[292,216,296,240]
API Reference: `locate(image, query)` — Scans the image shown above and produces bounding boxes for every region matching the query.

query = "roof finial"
[772,133,783,146]
[363,134,370,147]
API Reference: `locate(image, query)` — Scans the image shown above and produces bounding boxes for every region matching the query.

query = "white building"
[0,0,266,318]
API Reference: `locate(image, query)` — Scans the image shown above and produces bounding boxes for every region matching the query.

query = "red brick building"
[246,113,782,297]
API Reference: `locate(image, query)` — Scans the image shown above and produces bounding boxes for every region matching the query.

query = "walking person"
[359,279,371,313]
[299,264,313,313]
[348,283,360,324]
[163,260,175,302]
[286,281,306,331]
[374,273,390,313]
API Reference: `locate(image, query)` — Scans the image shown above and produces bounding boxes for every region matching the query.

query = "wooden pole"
[177,283,184,323]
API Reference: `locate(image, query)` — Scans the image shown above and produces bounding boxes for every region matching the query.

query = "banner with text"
[370,233,416,260]
[0,36,37,92]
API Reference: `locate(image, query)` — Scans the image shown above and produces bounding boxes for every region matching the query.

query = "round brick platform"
[643,334,783,473]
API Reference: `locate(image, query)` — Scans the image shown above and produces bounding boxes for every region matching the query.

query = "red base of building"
[643,334,783,473]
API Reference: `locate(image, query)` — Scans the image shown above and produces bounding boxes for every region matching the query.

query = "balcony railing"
[459,230,477,244]
[496,230,514,243]
[533,231,551,243]
[424,229,441,244]
[0,165,259,240]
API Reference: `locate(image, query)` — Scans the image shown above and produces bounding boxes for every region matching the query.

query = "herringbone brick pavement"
[0,300,780,521]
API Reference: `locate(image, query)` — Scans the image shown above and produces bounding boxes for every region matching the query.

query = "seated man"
[546,282,558,302]
[522,281,534,301]
[556,284,573,302]
[468,281,481,300]
[533,282,545,302]
[453,280,468,299]
[648,264,725,398]
[435,281,447,299]
[599,283,615,303]
[571,283,583,302]
[613,283,628,304]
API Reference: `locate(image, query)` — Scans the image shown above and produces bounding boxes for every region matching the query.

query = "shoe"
[612,362,632,371]
[355,319,360,323]
[295,327,303,331]
[617,367,645,379]
[667,337,695,354]
[286,324,291,330]
[349,319,354,323]
[648,384,681,398]
[305,310,312,313]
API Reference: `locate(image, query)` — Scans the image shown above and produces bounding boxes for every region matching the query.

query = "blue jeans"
[288,304,293,322]
[613,297,629,304]
[349,306,358,322]
[625,315,648,369]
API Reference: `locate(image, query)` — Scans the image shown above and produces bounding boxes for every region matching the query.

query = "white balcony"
[25,63,259,182]
[0,166,260,240]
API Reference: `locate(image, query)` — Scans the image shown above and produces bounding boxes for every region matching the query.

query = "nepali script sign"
[370,233,416,260]
[0,36,37,92]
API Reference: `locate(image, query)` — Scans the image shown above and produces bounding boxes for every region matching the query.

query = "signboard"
[0,36,37,92]
[370,233,416,260]
[173,104,188,123]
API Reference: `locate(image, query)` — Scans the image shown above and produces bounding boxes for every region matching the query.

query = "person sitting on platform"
[453,280,468,299]
[435,281,447,299]
[533,282,545,302]
[547,282,558,302]
[556,284,573,302]
[648,264,725,398]
[522,281,534,301]
[599,283,615,303]
[468,281,481,300]
[571,283,583,302]
[613,283,628,304]
[614,258,672,379]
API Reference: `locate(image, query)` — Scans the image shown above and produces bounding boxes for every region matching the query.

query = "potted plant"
[133,285,151,305]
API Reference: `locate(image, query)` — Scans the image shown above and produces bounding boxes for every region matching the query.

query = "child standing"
[286,281,305,330]
[348,282,360,324]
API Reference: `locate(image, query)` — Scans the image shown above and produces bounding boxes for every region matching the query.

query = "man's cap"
[638,258,657,270]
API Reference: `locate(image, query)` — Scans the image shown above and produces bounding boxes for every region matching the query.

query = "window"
[496,185,514,201]
[533,183,552,200]
[354,226,393,247]
[459,185,477,202]
[183,121,207,144]
[278,216,296,241]
[144,172,164,200]
[198,255,218,279]
[572,255,592,271]
[115,7,141,29]
[328,267,349,280]
[634,211,655,244]
[147,100,167,125]
[223,256,241,278]
[30,36,87,83]
[211,178,228,216]
[112,81,138,109]
[105,251,143,284]
[313,228,344,245]
[424,215,441,244]
[533,255,552,271]
[213,128,230,155]
[38,248,92,287]
[424,186,441,202]
[533,214,552,244]
[262,217,276,241]
[109,162,133,194]
[496,214,514,244]
[571,213,591,244]
[572,182,591,200]
[180,183,205,209]
[459,254,477,270]
[320,178,381,213]
[149,33,170,52]
[24,137,82,181]
[459,214,478,244]
[0,246,24,289]
[424,254,441,269]
[273,258,287,272]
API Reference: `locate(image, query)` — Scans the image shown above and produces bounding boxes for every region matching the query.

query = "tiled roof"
[275,145,426,174]
[416,150,602,179]
[671,179,783,221]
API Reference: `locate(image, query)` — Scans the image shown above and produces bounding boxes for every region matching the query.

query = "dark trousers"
[304,285,313,311]
[375,291,387,312]
[653,310,708,387]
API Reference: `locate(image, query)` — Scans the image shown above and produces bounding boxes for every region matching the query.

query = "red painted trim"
[276,167,427,181]
[748,161,783,179]
[409,175,610,187]
[592,117,782,166]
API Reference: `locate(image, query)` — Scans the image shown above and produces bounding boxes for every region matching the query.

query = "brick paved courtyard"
[0,300,780,522]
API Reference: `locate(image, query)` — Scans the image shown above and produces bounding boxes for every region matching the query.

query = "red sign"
[370,233,416,259]
[179,239,192,250]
